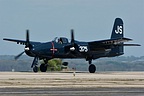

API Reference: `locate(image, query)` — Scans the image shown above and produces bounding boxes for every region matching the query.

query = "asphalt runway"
[0,87,144,96]
[0,72,144,96]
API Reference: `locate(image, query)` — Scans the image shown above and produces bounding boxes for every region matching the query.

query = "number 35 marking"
[79,46,88,52]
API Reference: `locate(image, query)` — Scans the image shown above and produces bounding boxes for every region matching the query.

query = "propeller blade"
[70,29,77,51]
[14,51,25,60]
[26,29,30,46]
[71,29,74,44]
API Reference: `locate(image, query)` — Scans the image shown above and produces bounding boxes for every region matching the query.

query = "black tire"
[89,64,96,73]
[40,64,47,72]
[33,66,38,73]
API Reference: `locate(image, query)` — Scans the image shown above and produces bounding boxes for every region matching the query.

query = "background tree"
[47,58,62,71]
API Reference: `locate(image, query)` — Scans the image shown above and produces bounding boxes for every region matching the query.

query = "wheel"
[89,64,96,73]
[40,64,47,72]
[33,66,38,73]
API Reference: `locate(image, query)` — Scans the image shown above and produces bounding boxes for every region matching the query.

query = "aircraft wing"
[89,37,132,45]
[88,37,140,51]
[3,38,41,45]
[3,38,27,45]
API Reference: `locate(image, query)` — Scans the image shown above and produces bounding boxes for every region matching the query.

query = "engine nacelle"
[64,42,89,54]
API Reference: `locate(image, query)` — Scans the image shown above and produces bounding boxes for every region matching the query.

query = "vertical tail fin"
[110,18,124,56]
[111,18,123,39]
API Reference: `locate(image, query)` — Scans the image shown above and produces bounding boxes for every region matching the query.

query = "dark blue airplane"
[3,18,140,73]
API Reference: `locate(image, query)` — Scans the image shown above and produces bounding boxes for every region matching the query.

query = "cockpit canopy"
[53,37,69,44]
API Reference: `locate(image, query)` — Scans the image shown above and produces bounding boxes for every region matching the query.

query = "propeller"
[69,29,76,51]
[65,29,81,57]
[15,29,31,60]
[69,29,80,55]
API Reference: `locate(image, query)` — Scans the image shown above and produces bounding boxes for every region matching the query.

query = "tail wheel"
[89,64,96,73]
[40,64,47,72]
[33,66,38,73]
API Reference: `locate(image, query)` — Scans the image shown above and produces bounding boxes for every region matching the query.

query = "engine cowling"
[64,43,79,53]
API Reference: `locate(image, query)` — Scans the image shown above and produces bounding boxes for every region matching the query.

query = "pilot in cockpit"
[58,38,63,44]
[54,37,69,44]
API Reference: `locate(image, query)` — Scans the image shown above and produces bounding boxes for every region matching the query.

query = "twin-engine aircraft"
[3,18,140,73]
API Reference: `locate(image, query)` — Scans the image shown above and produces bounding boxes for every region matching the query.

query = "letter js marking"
[115,26,122,34]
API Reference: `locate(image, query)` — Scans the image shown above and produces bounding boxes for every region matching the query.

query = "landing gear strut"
[31,57,48,72]
[31,57,39,73]
[88,60,96,73]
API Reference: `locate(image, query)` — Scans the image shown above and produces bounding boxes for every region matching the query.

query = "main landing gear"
[31,57,48,72]
[88,60,96,73]
[32,63,48,73]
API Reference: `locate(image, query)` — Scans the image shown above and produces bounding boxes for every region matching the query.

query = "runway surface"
[0,87,144,96]
[0,71,144,96]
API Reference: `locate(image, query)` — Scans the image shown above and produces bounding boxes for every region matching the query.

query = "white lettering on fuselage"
[79,46,88,52]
